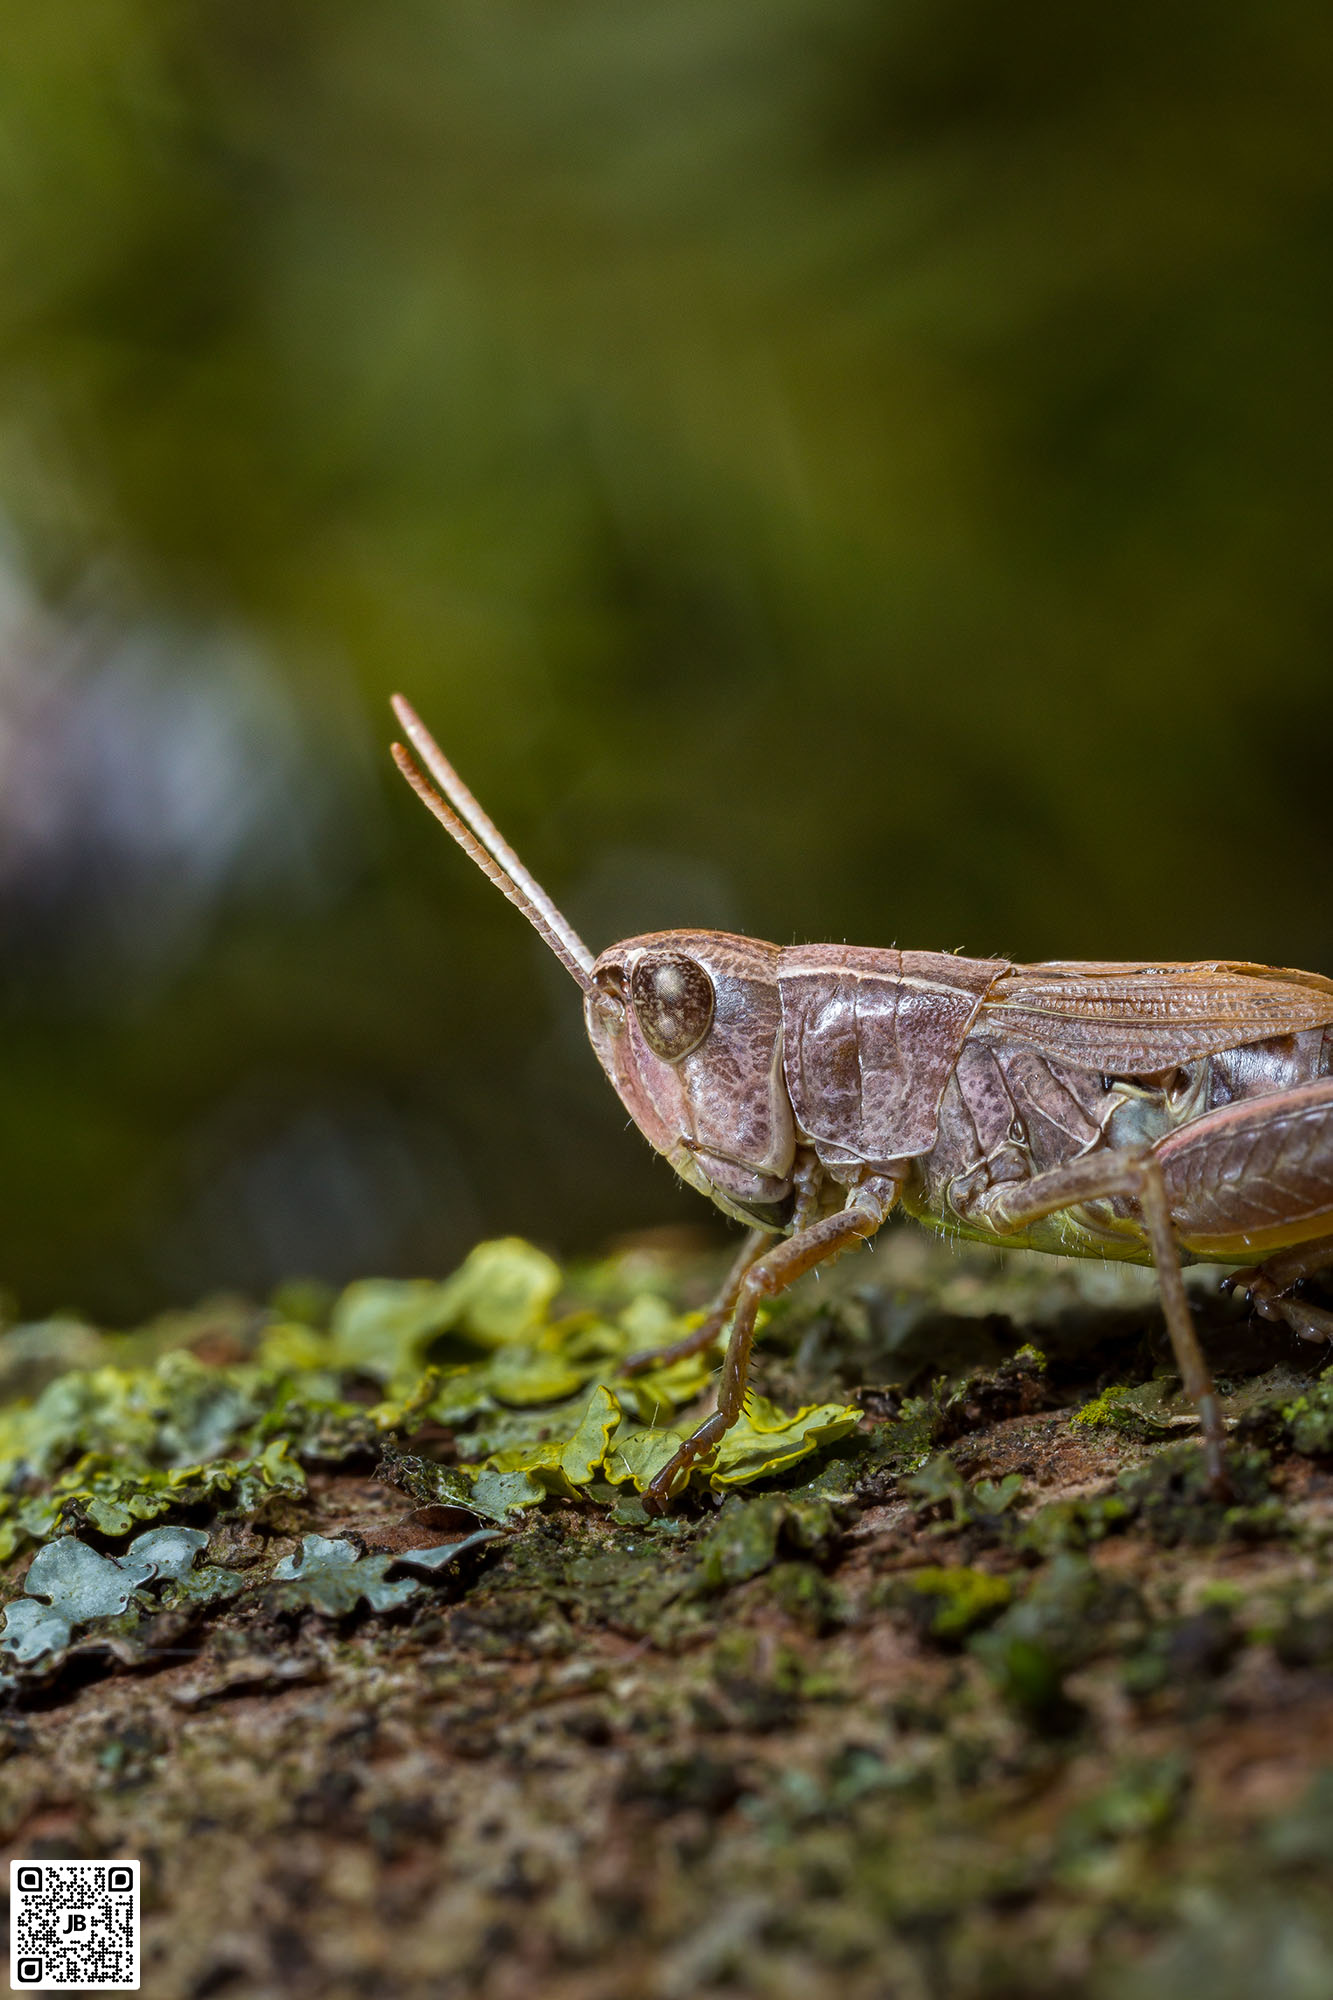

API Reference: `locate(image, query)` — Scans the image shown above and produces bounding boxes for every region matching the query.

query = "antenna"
[390,698,596,994]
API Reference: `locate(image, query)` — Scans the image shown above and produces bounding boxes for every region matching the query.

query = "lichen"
[1280,1367,1333,1457]
[0,1231,1329,1997]
[1071,1383,1137,1428]
[887,1564,1013,1642]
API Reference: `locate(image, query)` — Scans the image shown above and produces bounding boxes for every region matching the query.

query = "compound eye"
[630,952,715,1062]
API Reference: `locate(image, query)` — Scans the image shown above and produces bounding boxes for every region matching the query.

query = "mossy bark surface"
[2,1227,1332,1999]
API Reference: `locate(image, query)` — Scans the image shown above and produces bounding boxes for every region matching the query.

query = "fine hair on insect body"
[391,695,1333,1513]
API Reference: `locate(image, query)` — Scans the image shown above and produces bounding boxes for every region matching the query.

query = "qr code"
[9,1860,139,1991]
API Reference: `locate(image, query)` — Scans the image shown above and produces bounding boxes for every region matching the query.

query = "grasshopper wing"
[980,960,1333,1073]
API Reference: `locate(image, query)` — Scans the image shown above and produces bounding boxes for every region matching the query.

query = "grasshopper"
[391,696,1333,1511]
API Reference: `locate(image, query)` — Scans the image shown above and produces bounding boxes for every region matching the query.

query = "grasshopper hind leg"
[1221,1235,1333,1345]
[979,1077,1333,1493]
[978,1149,1230,1494]
[1154,1079,1333,1359]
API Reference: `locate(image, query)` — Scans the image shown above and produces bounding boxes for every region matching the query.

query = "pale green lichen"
[0,1238,865,1563]
[1280,1369,1333,1456]
[1071,1384,1137,1429]
[0,1523,216,1665]
[901,1452,1024,1527]
[0,1230,1329,1994]
[268,1534,421,1615]
[891,1565,1013,1641]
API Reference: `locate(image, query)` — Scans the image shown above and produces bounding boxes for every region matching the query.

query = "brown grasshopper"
[391,695,1333,1512]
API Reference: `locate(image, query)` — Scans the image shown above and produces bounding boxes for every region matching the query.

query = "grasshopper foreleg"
[621,1151,827,1379]
[642,1173,900,1514]
[983,1150,1229,1494]
[621,1226,774,1378]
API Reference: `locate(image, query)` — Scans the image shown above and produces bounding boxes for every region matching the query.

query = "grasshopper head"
[585,931,795,1227]
[389,700,795,1229]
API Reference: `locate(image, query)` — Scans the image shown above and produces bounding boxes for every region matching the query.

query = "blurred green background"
[1,0,1331,1321]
